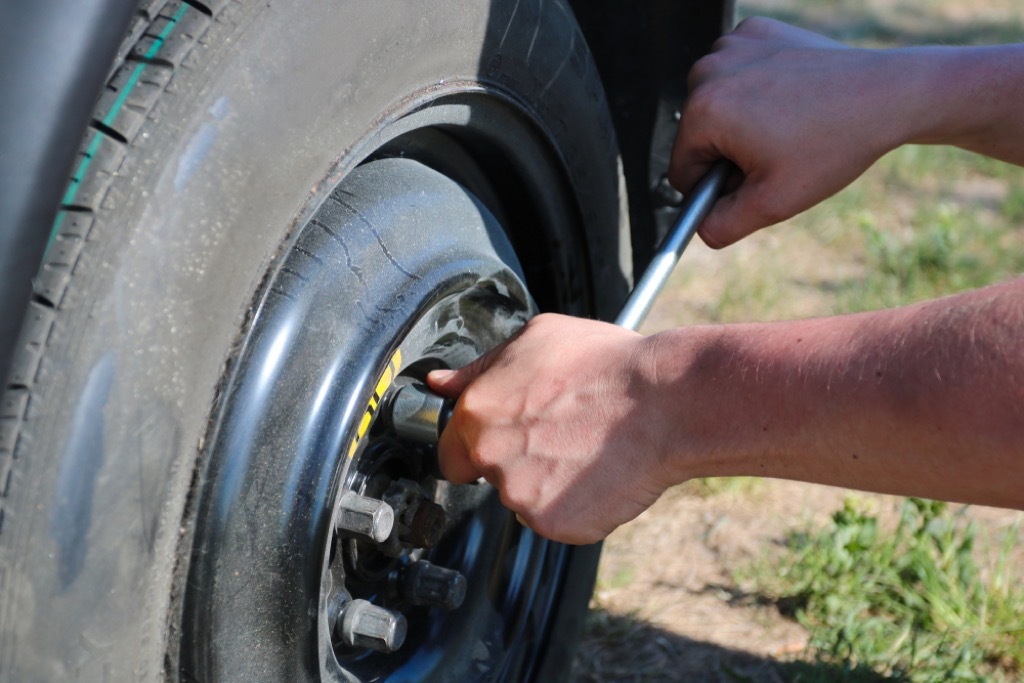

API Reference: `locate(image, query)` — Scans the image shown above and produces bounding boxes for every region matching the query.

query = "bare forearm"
[653,277,1024,507]
[899,45,1024,165]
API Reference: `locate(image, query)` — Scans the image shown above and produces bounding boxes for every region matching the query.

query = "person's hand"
[426,314,676,545]
[670,17,909,247]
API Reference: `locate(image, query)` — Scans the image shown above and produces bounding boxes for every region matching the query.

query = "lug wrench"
[388,160,734,446]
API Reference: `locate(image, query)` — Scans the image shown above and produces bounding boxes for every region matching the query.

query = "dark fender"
[0,0,137,386]
[570,0,736,274]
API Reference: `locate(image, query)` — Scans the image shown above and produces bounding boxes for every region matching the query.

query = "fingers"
[673,50,743,195]
[672,17,864,247]
[423,314,660,545]
[427,317,531,397]
[669,100,773,247]
[668,109,719,194]
[435,410,481,484]
[428,350,501,484]
[733,15,841,47]
[428,331,525,484]
[696,173,785,248]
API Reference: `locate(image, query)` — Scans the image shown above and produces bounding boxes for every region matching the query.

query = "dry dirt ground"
[568,192,1024,680]
[571,480,854,682]
[570,475,1024,682]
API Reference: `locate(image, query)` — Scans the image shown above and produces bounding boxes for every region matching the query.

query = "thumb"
[426,361,479,399]
[426,341,506,398]
[425,367,467,397]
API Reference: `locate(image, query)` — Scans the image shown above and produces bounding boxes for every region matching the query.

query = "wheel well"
[568,0,735,275]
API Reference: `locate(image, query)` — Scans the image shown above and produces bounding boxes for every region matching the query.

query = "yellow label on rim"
[347,348,403,458]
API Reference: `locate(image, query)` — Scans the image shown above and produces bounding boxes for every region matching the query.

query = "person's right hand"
[670,17,913,248]
[426,314,681,545]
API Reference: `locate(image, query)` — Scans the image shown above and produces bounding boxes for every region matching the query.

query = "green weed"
[599,564,637,592]
[839,192,1024,311]
[748,498,1024,681]
[700,3,1024,682]
[1001,184,1024,225]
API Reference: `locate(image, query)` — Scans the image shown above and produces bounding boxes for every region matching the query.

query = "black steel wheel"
[183,157,591,681]
[0,1,629,680]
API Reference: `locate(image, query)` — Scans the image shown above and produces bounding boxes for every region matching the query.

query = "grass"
[687,476,763,499]
[696,143,1024,323]
[739,0,1024,47]
[676,139,1024,523]
[665,141,1024,331]
[744,498,1024,681]
[664,131,1024,678]
[833,147,1024,312]
[685,476,764,502]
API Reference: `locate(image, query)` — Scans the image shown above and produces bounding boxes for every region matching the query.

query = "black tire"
[0,1,629,681]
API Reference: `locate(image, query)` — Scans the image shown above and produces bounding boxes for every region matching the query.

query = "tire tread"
[0,0,227,538]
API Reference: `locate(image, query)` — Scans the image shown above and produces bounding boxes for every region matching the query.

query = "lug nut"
[652,173,684,208]
[403,560,467,610]
[403,499,446,548]
[335,599,407,653]
[381,479,449,551]
[336,492,395,543]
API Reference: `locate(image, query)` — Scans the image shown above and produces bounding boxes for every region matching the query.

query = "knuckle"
[747,191,789,227]
[687,53,717,86]
[466,443,493,472]
[456,385,490,422]
[735,15,777,36]
[686,80,730,120]
[498,478,531,511]
[709,32,740,55]
[688,48,737,90]
[525,508,556,539]
[530,511,585,545]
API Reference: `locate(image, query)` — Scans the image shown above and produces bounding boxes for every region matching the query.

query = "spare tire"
[0,1,630,680]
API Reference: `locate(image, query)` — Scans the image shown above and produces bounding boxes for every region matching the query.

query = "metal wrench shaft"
[616,160,733,331]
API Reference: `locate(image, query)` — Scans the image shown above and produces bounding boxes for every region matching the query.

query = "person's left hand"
[670,17,903,248]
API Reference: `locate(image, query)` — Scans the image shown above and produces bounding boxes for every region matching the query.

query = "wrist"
[891,45,1024,155]
[641,319,851,486]
[638,325,758,483]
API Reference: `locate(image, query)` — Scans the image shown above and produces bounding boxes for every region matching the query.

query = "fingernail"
[515,513,528,527]
[428,369,456,383]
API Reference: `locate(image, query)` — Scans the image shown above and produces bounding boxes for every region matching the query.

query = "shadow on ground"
[571,608,892,683]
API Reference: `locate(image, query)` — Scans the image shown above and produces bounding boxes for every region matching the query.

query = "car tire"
[0,1,629,680]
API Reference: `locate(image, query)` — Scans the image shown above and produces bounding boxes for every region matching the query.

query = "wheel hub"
[328,433,465,656]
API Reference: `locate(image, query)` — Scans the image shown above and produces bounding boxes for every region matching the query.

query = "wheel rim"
[181,90,595,681]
